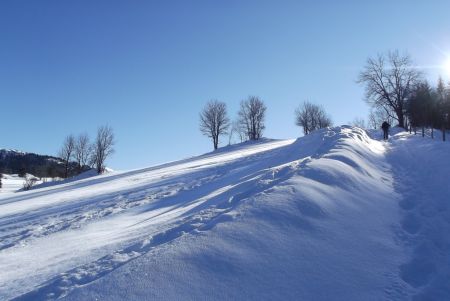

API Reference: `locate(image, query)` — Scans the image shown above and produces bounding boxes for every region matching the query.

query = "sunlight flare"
[444,58,450,75]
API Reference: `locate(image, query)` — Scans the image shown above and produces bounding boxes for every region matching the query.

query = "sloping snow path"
[2,126,441,300]
[385,132,450,300]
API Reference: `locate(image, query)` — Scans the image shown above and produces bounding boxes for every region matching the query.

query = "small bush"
[23,177,37,191]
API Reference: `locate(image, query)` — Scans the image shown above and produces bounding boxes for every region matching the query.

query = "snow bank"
[1,126,447,300]
[60,126,404,301]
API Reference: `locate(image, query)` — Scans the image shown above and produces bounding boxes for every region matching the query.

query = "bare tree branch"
[74,133,91,173]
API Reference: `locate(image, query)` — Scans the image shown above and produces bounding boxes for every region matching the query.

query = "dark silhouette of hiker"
[381,121,390,140]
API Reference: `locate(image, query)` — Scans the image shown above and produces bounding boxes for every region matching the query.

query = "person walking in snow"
[381,121,390,141]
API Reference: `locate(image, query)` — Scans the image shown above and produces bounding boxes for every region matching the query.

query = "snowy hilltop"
[0,126,449,300]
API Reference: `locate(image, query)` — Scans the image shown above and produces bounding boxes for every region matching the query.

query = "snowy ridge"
[1,126,446,300]
[0,149,28,156]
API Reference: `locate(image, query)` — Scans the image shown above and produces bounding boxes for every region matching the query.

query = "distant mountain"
[0,149,86,178]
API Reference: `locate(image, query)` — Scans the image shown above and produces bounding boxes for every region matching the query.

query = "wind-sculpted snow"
[2,126,447,300]
[1,138,302,300]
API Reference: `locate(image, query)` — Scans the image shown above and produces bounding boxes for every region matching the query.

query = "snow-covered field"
[0,174,28,194]
[0,174,52,195]
[0,126,449,300]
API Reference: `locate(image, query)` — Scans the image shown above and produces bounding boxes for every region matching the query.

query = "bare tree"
[368,107,394,130]
[227,123,235,145]
[295,101,332,135]
[351,117,366,129]
[316,107,332,129]
[357,50,421,128]
[0,173,2,189]
[92,125,115,174]
[228,119,246,144]
[59,134,75,178]
[74,133,91,173]
[199,100,230,150]
[238,96,267,140]
[368,110,378,130]
[296,102,312,135]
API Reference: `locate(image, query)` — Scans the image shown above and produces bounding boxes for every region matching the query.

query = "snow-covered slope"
[0,126,449,300]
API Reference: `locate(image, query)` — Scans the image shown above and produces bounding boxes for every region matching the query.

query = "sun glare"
[445,58,450,75]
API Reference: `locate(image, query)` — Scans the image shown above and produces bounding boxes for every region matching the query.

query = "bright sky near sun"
[1,0,450,170]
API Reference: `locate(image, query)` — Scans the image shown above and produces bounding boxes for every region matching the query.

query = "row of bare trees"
[59,125,115,177]
[200,96,333,150]
[199,96,267,150]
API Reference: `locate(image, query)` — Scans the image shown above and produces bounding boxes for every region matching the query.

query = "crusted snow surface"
[1,126,448,300]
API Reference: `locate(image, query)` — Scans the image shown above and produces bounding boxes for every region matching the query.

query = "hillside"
[0,149,82,179]
[0,126,449,300]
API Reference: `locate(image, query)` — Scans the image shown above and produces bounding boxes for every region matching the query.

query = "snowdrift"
[1,126,448,300]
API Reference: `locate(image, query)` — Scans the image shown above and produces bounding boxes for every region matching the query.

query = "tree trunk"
[396,110,405,128]
[213,136,218,150]
[64,160,69,178]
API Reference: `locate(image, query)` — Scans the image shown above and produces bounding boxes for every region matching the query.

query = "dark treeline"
[0,149,81,178]
[407,78,450,139]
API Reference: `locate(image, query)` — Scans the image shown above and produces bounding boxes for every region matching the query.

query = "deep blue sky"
[1,1,450,170]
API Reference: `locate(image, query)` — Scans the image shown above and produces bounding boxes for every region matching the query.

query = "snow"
[0,149,27,156]
[0,174,48,195]
[0,126,449,300]
[386,131,450,299]
[0,174,27,194]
